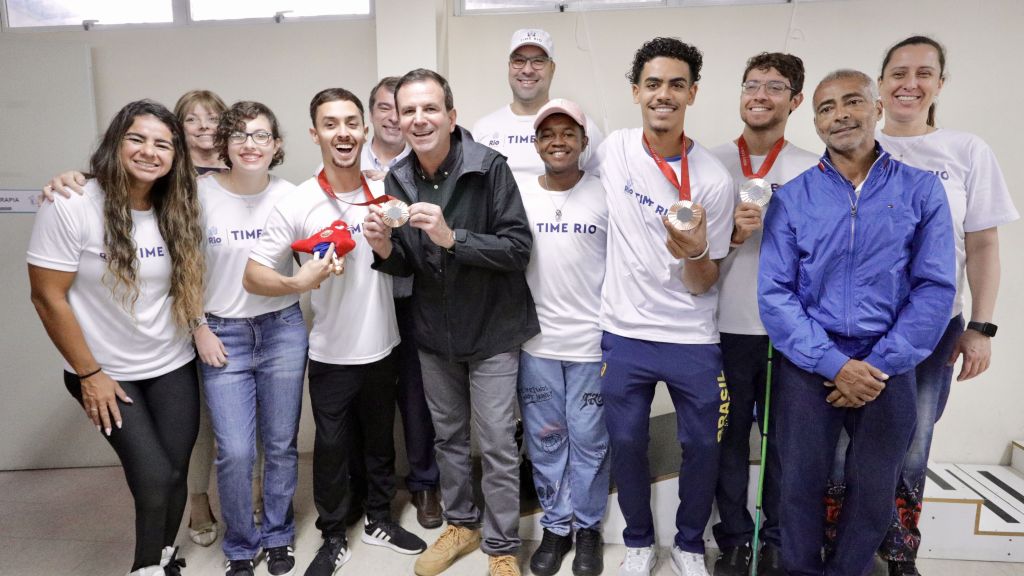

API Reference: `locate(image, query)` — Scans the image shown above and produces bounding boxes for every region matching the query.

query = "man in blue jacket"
[758,69,955,576]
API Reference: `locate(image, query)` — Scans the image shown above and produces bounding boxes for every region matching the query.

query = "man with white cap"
[517,98,609,576]
[472,28,604,181]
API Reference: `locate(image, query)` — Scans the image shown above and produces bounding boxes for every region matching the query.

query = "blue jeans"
[828,315,964,562]
[776,352,917,576]
[518,351,610,535]
[202,303,308,560]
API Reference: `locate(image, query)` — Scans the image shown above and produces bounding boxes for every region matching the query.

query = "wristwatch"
[967,321,997,337]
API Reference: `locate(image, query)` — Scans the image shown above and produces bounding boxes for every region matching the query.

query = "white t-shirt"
[597,128,736,344]
[249,175,399,365]
[877,128,1019,317]
[519,172,607,361]
[200,174,299,318]
[710,141,819,335]
[26,180,195,380]
[471,104,605,179]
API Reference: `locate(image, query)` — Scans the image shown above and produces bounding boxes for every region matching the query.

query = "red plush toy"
[291,219,357,258]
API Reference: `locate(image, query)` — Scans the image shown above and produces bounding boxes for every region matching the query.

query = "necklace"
[542,175,577,222]
[884,126,934,162]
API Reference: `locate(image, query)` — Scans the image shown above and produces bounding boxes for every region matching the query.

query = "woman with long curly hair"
[28,99,205,576]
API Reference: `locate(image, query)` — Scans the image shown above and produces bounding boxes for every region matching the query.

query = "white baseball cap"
[509,28,554,59]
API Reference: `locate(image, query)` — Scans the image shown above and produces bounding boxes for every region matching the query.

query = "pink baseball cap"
[533,98,587,133]
[510,28,554,59]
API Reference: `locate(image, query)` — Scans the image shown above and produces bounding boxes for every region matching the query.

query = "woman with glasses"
[29,99,205,576]
[192,100,306,576]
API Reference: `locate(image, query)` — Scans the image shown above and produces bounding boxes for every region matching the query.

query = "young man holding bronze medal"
[363,69,537,576]
[595,37,734,576]
[245,87,428,576]
[758,70,955,576]
[708,52,818,576]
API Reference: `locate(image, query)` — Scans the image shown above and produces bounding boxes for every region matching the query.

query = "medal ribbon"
[642,132,691,202]
[737,136,786,179]
[317,169,397,207]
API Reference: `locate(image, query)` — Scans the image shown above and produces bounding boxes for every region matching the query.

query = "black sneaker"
[361,517,428,555]
[530,528,572,576]
[757,543,787,576]
[572,528,604,576]
[887,560,921,576]
[304,535,350,576]
[714,544,751,576]
[225,558,255,576]
[267,545,296,576]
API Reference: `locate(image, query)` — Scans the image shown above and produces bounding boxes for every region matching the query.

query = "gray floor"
[1,458,1021,575]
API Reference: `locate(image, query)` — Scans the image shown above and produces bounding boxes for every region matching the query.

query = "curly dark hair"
[215,101,285,169]
[627,37,703,85]
[744,52,806,95]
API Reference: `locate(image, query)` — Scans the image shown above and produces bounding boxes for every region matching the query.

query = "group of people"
[27,26,1016,576]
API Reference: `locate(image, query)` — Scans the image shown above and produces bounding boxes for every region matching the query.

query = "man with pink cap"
[517,98,609,576]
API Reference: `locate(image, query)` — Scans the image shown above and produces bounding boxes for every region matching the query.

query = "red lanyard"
[642,132,691,202]
[737,136,785,179]
[317,169,400,208]
[317,169,375,203]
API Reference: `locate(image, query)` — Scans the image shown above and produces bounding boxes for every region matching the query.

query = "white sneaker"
[619,545,657,575]
[670,545,709,576]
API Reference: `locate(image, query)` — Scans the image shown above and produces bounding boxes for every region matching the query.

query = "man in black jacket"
[364,68,538,576]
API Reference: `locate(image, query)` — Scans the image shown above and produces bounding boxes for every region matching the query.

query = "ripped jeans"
[518,351,610,535]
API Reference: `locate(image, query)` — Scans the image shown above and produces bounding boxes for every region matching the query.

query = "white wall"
[447,0,1023,465]
[1,0,1021,469]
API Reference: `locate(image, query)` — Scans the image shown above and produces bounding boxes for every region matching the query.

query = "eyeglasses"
[741,80,794,96]
[228,130,274,145]
[509,55,551,70]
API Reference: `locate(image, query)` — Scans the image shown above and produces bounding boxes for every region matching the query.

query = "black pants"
[308,353,398,537]
[713,333,783,549]
[64,361,200,570]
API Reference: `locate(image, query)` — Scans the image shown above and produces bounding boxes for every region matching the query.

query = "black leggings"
[64,360,200,570]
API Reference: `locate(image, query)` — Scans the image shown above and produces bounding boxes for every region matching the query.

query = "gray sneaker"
[618,545,657,575]
[670,545,709,576]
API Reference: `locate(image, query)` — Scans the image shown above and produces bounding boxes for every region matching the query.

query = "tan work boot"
[414,525,481,576]
[489,554,521,576]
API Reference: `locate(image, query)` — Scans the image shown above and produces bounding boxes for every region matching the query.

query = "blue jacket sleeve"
[864,175,956,376]
[758,189,849,380]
